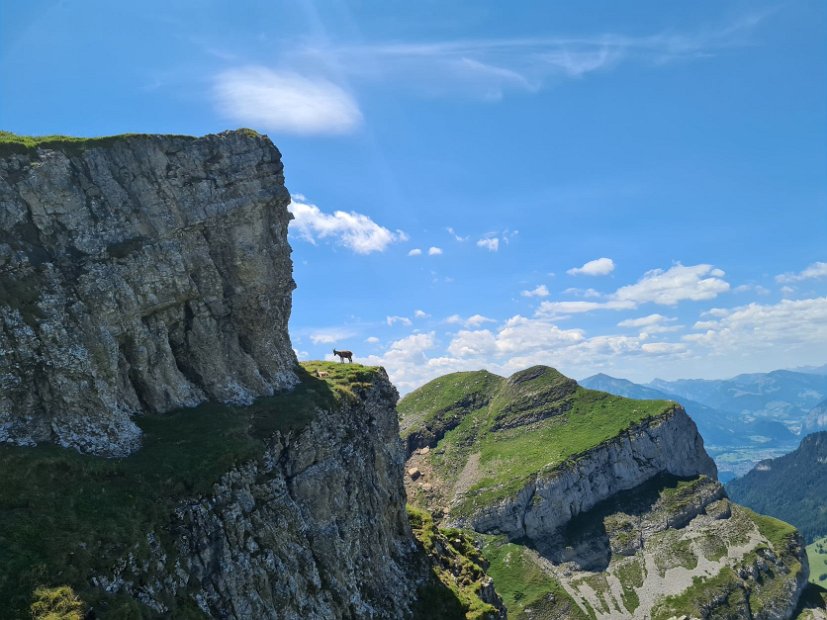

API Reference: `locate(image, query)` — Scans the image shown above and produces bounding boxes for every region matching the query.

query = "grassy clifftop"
[399,365,676,513]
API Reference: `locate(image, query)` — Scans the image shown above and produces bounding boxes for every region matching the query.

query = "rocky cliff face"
[0,131,297,456]
[91,369,421,619]
[465,406,717,541]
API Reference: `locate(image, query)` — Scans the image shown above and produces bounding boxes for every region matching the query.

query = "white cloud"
[289,196,406,254]
[538,264,730,317]
[567,257,615,276]
[386,315,413,327]
[359,332,441,392]
[428,246,444,256]
[466,314,495,327]
[414,309,430,319]
[445,314,464,325]
[289,15,767,103]
[214,67,362,135]
[613,264,729,306]
[618,314,670,328]
[686,297,827,353]
[734,284,771,295]
[447,227,469,242]
[310,329,356,345]
[365,336,380,344]
[641,342,687,355]
[563,287,601,298]
[537,300,635,315]
[477,237,500,252]
[408,248,423,256]
[521,284,550,298]
[776,261,827,283]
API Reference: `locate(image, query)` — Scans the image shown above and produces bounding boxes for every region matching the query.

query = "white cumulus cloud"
[567,257,615,276]
[289,195,406,254]
[613,264,729,306]
[428,246,444,256]
[521,284,550,298]
[214,67,362,135]
[386,315,413,327]
[408,248,423,256]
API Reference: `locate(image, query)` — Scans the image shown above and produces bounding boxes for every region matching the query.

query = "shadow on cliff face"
[529,474,701,572]
[0,361,349,618]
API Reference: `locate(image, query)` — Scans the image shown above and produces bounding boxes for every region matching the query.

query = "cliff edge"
[0,130,297,455]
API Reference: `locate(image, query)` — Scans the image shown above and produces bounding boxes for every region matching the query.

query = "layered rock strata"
[458,407,717,541]
[0,131,297,455]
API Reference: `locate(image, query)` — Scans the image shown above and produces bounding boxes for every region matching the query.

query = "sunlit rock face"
[0,130,297,455]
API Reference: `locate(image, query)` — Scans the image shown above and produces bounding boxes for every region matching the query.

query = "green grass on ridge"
[400,366,677,516]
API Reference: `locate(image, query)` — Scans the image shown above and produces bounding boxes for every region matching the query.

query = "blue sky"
[2,1,826,391]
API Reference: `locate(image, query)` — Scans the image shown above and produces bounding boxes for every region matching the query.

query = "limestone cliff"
[0,130,297,455]
[465,406,716,542]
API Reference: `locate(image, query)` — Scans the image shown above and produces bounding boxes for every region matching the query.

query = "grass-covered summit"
[399,365,679,514]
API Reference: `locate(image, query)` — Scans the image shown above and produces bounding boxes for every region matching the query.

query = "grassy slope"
[408,506,501,620]
[0,361,379,619]
[398,370,503,439]
[481,536,588,620]
[808,536,827,586]
[399,366,676,515]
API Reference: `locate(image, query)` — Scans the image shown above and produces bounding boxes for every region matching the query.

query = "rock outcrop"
[91,368,422,619]
[0,131,297,456]
[466,406,717,541]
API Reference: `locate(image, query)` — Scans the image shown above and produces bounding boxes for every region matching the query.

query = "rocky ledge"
[456,405,717,541]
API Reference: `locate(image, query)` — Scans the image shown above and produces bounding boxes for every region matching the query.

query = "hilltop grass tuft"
[0,361,378,619]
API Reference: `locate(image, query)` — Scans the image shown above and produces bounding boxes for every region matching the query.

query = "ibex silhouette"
[333,348,353,363]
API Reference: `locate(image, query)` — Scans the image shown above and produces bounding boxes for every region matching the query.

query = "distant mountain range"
[580,367,827,481]
[726,432,827,543]
[649,370,827,435]
[804,399,827,435]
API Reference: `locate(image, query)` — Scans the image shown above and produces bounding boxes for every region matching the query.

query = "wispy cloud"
[387,315,413,327]
[276,13,768,102]
[213,67,362,135]
[477,237,499,252]
[289,195,406,254]
[775,261,827,283]
[310,328,356,345]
